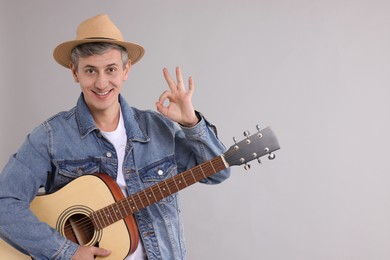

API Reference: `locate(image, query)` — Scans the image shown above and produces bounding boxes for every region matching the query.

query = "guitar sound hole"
[64,213,95,246]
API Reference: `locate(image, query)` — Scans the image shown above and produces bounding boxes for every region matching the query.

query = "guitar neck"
[92,155,228,230]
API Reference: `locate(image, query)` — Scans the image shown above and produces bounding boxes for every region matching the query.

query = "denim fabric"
[0,94,230,260]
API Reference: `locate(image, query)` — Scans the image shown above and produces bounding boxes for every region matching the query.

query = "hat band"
[84,37,117,40]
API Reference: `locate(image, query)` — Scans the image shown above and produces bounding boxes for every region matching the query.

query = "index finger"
[163,67,177,92]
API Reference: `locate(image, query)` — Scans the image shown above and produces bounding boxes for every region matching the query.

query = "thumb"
[92,247,111,256]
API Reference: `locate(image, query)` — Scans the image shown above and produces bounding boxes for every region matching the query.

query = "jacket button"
[157,169,164,176]
[106,152,112,158]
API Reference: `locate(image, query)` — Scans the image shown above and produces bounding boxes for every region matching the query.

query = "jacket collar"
[75,93,149,142]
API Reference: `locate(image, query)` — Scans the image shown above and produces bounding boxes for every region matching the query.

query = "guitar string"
[61,157,227,237]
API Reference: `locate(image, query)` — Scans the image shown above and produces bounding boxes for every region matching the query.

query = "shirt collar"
[75,93,149,142]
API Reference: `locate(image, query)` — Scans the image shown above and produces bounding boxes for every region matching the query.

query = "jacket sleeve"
[0,124,79,259]
[175,112,231,184]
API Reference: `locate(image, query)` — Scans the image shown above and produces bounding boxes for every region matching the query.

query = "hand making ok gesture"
[156,66,199,127]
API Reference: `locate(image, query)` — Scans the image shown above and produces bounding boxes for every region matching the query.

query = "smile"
[94,90,111,96]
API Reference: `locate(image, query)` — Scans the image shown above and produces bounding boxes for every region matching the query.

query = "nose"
[95,73,109,90]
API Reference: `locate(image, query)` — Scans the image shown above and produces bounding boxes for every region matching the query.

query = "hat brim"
[53,39,145,68]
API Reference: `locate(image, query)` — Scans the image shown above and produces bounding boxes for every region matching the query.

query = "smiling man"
[0,14,230,260]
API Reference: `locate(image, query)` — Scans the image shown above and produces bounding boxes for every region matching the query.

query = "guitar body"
[0,174,138,260]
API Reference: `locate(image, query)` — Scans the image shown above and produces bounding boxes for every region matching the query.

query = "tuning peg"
[244,163,251,171]
[256,125,263,138]
[257,158,262,164]
[268,153,276,160]
[233,137,237,144]
[243,130,250,137]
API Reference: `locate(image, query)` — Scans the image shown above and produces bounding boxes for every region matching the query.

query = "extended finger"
[163,68,177,92]
[175,66,184,90]
[187,76,194,96]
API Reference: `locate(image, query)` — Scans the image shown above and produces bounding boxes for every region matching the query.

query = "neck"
[92,104,121,132]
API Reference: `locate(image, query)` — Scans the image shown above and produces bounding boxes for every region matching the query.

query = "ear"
[122,60,132,81]
[69,63,80,83]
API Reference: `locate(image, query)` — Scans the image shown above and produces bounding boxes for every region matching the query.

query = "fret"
[160,183,168,195]
[113,204,123,220]
[126,197,139,212]
[170,178,180,193]
[101,207,110,225]
[145,189,157,205]
[106,206,113,224]
[156,183,165,199]
[120,199,131,217]
[172,176,180,192]
[163,179,173,195]
[107,207,115,224]
[176,174,186,189]
[90,212,101,230]
[111,206,118,222]
[189,168,197,182]
[113,206,119,222]
[208,160,216,174]
[199,163,207,178]
[148,187,158,203]
[142,190,151,205]
[96,209,105,229]
[181,173,188,187]
[135,192,145,209]
[98,210,105,228]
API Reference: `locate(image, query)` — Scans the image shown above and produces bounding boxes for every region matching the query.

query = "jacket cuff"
[53,240,79,260]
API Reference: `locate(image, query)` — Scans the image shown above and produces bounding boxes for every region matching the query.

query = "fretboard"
[92,155,227,230]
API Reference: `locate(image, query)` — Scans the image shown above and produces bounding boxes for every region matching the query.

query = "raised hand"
[155,66,199,127]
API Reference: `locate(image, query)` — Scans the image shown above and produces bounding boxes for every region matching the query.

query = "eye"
[107,67,117,73]
[85,68,96,74]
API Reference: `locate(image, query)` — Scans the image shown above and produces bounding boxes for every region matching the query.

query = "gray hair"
[70,42,129,70]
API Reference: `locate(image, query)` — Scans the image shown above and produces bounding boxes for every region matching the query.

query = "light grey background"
[1,1,390,259]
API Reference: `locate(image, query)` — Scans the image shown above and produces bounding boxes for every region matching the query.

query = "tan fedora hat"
[53,14,145,68]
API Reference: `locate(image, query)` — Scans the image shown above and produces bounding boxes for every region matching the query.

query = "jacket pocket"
[138,156,177,202]
[55,158,100,186]
[139,155,176,183]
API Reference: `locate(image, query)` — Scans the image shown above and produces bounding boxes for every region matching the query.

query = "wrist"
[180,111,201,127]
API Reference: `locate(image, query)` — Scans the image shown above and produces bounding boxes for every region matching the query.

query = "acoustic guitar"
[0,126,280,260]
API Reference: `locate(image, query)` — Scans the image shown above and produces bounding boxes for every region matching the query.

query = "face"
[70,49,131,116]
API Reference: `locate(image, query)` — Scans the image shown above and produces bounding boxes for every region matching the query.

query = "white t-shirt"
[101,110,146,260]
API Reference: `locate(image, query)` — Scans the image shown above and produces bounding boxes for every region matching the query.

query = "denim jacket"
[0,94,230,260]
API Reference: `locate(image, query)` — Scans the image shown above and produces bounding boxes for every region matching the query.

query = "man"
[0,14,230,259]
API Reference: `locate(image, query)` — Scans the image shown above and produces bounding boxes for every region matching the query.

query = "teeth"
[96,90,110,96]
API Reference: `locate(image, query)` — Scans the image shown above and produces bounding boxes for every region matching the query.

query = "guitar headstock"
[224,126,280,169]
